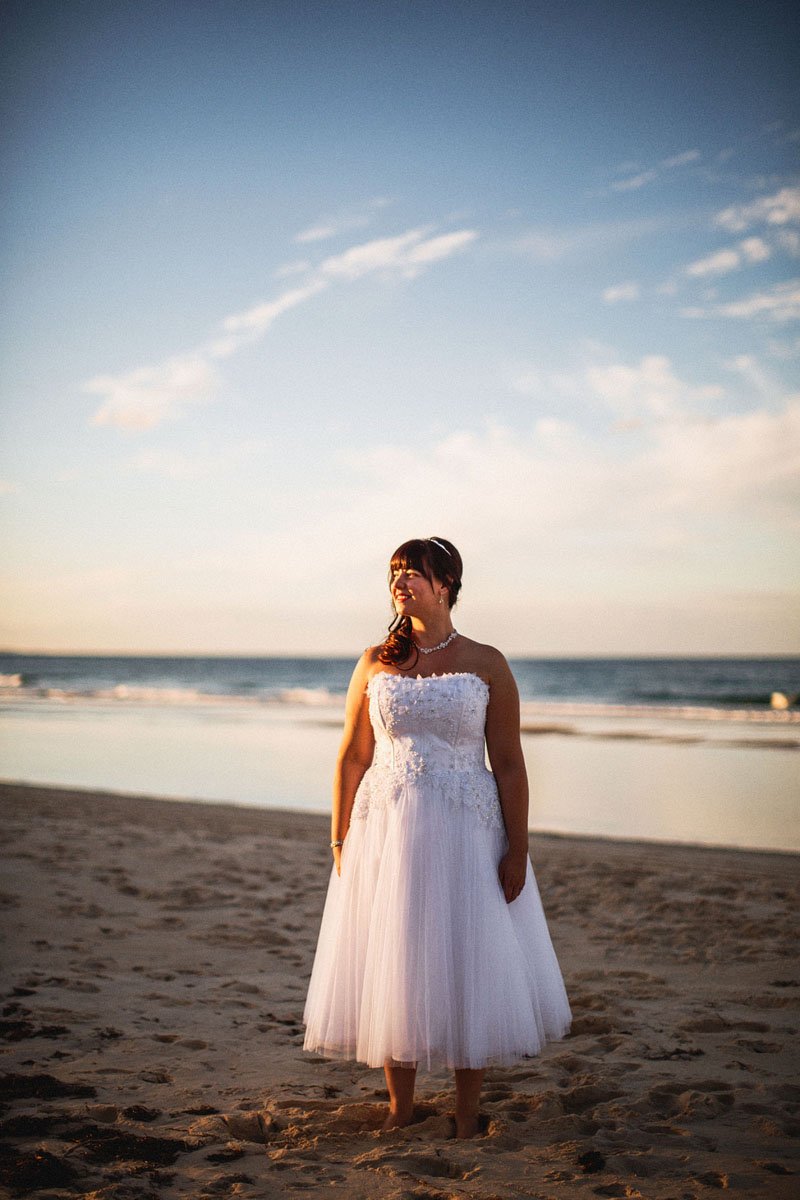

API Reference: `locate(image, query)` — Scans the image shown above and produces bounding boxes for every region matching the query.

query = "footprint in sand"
[647,1079,736,1119]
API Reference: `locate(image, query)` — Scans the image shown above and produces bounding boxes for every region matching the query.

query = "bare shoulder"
[352,644,390,688]
[456,637,515,689]
[342,646,382,711]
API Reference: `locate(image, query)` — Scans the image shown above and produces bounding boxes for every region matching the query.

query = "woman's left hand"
[498,848,528,904]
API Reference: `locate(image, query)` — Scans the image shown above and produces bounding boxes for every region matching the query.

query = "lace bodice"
[350,672,505,831]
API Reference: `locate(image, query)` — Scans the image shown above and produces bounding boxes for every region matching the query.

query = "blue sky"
[1,0,798,654]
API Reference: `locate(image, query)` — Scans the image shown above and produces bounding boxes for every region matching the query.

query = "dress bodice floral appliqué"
[350,672,505,831]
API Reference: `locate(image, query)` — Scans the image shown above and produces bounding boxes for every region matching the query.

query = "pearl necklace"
[415,628,459,654]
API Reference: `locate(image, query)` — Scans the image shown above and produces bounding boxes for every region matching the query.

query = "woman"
[302,537,572,1139]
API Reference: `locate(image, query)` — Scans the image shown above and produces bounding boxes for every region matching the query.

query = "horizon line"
[2,647,799,660]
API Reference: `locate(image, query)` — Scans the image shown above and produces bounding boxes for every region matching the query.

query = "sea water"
[1,654,797,852]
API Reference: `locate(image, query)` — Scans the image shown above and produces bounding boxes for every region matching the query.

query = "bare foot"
[455,1111,481,1139]
[380,1108,414,1132]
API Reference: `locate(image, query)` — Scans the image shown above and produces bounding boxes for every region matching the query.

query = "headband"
[428,537,452,557]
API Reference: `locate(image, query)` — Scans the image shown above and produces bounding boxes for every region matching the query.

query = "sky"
[1,0,799,656]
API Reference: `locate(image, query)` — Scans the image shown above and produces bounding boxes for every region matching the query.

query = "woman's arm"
[331,650,376,875]
[484,649,530,902]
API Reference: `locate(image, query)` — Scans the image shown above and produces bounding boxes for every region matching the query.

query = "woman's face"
[390,564,444,614]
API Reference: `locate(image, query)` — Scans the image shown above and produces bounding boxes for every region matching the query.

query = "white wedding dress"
[302,670,572,1071]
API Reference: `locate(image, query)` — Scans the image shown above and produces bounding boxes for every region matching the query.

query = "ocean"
[2,652,799,714]
[1,653,798,852]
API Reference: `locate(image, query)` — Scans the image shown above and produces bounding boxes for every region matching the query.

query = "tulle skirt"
[302,779,572,1071]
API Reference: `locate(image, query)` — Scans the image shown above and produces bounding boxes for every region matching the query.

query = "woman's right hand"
[332,845,343,876]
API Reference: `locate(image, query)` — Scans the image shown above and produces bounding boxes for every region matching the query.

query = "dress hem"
[301,1019,572,1072]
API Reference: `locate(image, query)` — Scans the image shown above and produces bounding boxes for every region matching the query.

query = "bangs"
[388,539,435,583]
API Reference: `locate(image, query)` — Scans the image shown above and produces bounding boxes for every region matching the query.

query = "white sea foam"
[1,683,344,708]
[272,687,337,706]
[519,699,800,725]
[1,682,798,735]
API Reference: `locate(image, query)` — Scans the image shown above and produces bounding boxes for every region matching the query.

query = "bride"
[302,536,572,1139]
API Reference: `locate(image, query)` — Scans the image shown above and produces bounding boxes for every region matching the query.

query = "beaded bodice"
[368,671,489,774]
[350,671,505,831]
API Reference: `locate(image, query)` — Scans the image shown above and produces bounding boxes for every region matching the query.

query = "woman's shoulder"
[357,644,388,679]
[453,637,512,685]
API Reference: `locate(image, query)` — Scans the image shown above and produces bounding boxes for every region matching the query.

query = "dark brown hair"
[378,537,463,669]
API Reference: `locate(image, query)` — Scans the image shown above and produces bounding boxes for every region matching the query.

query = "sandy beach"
[1,780,798,1198]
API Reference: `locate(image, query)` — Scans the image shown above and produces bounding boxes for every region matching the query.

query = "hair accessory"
[428,537,452,556]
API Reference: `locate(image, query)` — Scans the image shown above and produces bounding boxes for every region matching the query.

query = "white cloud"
[639,395,800,521]
[507,352,724,426]
[712,280,800,322]
[739,236,771,263]
[314,389,800,591]
[602,281,640,303]
[660,149,701,169]
[293,196,394,244]
[211,280,329,355]
[610,169,657,193]
[684,236,772,278]
[84,222,478,430]
[681,281,800,322]
[295,222,342,243]
[604,151,699,196]
[584,354,723,422]
[685,248,741,278]
[85,355,219,432]
[404,230,478,270]
[319,227,477,281]
[715,186,800,233]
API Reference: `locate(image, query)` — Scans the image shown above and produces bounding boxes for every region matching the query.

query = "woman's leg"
[381,1057,417,1130]
[454,1067,485,1138]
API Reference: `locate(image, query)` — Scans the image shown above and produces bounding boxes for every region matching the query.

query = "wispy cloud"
[511,216,668,263]
[317,367,800,582]
[682,280,800,322]
[317,227,477,281]
[509,351,723,426]
[85,355,220,432]
[607,149,700,194]
[83,222,478,430]
[293,197,393,244]
[684,236,771,278]
[661,149,702,169]
[273,259,311,279]
[610,169,657,193]
[715,186,800,233]
[208,280,329,359]
[584,354,724,423]
[602,281,640,303]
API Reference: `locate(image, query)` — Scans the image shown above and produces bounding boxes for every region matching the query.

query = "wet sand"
[1,780,798,1198]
